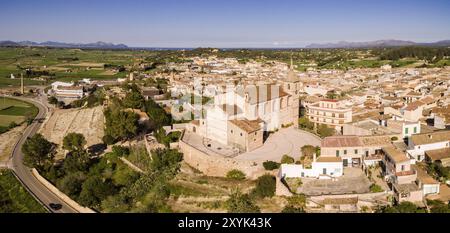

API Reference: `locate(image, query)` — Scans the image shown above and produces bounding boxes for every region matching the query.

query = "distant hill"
[0,40,21,47]
[306,39,450,48]
[0,40,129,49]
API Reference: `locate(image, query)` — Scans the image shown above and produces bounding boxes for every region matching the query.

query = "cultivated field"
[0,169,47,213]
[0,47,143,87]
[0,97,38,133]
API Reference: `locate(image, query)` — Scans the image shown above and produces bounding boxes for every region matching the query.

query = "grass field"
[0,169,47,213]
[0,47,143,87]
[0,97,38,129]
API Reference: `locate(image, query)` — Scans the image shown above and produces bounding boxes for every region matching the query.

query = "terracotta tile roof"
[404,100,425,111]
[425,148,450,161]
[229,119,262,133]
[238,84,290,105]
[411,131,450,146]
[316,157,342,163]
[414,165,439,185]
[322,136,363,148]
[360,136,392,147]
[382,145,410,163]
[420,96,436,105]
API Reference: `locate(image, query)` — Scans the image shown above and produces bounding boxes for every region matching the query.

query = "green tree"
[63,133,87,152]
[22,133,56,170]
[377,202,427,213]
[150,149,183,177]
[104,108,139,143]
[78,176,116,207]
[298,117,314,130]
[123,90,145,109]
[427,199,450,213]
[251,174,276,198]
[263,161,280,170]
[301,145,316,157]
[226,190,260,213]
[48,96,58,106]
[281,154,295,164]
[317,124,335,138]
[56,171,86,198]
[145,99,172,130]
[63,150,91,174]
[226,169,246,180]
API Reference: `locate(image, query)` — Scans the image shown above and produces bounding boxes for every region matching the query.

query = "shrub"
[281,206,305,213]
[226,190,260,213]
[226,169,246,180]
[251,174,276,198]
[301,145,316,157]
[281,155,294,164]
[317,124,335,138]
[369,184,383,193]
[263,161,280,170]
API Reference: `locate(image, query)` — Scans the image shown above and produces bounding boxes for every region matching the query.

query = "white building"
[306,99,353,132]
[279,156,343,179]
[406,131,450,161]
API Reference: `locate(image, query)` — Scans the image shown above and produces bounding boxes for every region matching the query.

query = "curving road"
[6,95,78,213]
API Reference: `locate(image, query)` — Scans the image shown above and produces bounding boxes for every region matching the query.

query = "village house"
[306,99,353,133]
[406,130,450,161]
[321,136,364,167]
[279,154,343,179]
[381,146,423,204]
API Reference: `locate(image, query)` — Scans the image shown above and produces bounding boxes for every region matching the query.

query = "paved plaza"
[235,127,322,162]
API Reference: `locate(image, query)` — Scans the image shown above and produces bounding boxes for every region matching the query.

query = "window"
[336,150,340,157]
[401,165,405,171]
[413,127,417,133]
[240,133,243,136]
[344,150,347,155]
[231,130,233,134]
[255,132,257,136]
[354,149,358,154]
[405,127,409,134]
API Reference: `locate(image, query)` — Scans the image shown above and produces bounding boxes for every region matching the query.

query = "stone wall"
[32,168,95,213]
[179,139,265,179]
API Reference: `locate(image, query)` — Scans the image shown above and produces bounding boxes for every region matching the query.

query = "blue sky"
[1,0,450,48]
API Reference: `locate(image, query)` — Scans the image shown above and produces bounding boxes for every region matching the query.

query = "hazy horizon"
[1,0,450,48]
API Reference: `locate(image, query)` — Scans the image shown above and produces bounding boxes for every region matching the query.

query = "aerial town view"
[1,0,450,222]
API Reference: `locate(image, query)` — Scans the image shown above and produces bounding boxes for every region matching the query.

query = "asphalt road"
[7,95,78,213]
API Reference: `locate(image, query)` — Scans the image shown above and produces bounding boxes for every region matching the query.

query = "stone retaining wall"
[179,139,265,179]
[32,168,95,213]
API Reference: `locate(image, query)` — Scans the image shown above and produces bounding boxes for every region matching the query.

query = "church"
[187,60,301,153]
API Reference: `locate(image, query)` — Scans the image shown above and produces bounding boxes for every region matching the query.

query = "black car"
[49,203,63,210]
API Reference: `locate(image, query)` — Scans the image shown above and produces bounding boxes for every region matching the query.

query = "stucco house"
[321,136,365,167]
[406,130,450,161]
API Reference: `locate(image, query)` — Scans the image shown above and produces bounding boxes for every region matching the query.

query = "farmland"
[0,47,143,87]
[0,169,47,213]
[0,97,38,133]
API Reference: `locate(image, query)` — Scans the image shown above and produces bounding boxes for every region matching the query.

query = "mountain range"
[0,40,128,49]
[1,39,450,49]
[305,39,450,48]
